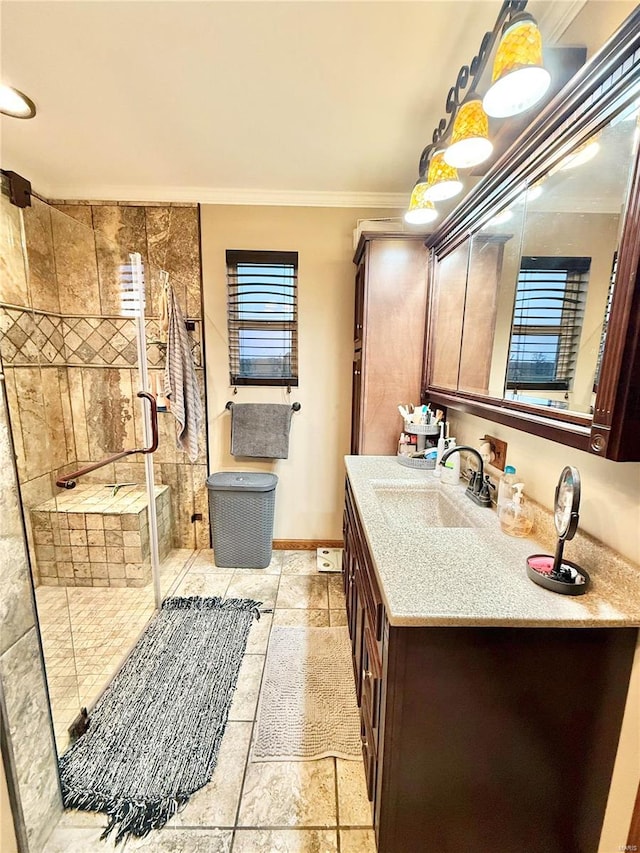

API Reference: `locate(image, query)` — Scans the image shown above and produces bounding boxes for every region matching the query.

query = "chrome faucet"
[439,446,494,508]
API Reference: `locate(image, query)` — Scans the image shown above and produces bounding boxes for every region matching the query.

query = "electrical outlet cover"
[316,547,343,573]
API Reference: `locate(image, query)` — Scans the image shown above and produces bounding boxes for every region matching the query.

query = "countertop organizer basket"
[403,423,441,437]
[398,422,440,468]
[396,454,436,470]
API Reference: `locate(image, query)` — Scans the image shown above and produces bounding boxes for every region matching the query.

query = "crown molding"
[536,0,588,43]
[38,185,407,209]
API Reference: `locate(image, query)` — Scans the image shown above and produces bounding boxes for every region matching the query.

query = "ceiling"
[0,1,633,205]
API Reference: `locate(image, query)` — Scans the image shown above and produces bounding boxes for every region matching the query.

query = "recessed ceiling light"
[0,85,36,119]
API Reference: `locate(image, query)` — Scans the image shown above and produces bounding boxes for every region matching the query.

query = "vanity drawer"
[362,557,384,643]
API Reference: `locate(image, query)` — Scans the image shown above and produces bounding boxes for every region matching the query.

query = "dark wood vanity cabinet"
[343,479,384,801]
[343,477,636,853]
[351,234,428,455]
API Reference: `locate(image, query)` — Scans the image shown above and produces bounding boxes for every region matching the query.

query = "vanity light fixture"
[482,12,551,118]
[0,84,36,119]
[423,151,464,202]
[404,182,438,225]
[444,96,494,169]
[405,0,550,223]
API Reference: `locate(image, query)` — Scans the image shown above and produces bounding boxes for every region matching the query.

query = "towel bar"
[225,401,301,412]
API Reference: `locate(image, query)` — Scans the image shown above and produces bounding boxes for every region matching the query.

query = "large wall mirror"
[425,7,640,460]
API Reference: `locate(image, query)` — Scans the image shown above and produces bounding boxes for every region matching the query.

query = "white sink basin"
[372,485,474,530]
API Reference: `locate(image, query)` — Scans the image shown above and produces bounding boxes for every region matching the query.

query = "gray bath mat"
[59,596,261,844]
[252,625,361,761]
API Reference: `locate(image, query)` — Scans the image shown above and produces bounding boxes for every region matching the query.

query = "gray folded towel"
[231,404,293,459]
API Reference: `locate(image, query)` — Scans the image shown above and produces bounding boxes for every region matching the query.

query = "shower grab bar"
[56,392,159,490]
[225,401,301,412]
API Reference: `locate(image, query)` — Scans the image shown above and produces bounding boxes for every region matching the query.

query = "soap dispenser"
[499,483,534,537]
[497,465,517,511]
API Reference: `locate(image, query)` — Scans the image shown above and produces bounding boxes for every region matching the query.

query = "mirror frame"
[423,7,640,461]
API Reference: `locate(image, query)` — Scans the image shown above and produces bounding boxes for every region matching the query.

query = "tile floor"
[44,549,376,852]
[37,549,195,750]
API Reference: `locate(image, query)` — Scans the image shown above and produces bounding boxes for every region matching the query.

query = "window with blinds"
[506,256,590,392]
[226,249,298,386]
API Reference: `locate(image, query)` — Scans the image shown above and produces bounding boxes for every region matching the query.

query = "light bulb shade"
[0,84,36,119]
[423,152,463,201]
[444,98,493,169]
[404,182,438,224]
[483,16,551,118]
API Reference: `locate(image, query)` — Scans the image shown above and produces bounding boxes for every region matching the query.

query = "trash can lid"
[206,472,279,492]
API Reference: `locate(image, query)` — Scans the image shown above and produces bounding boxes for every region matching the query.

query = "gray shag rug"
[59,596,261,844]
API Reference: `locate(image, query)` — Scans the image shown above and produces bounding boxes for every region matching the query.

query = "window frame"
[226,249,299,387]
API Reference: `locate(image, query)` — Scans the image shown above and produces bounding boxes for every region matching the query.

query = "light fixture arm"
[415,0,528,179]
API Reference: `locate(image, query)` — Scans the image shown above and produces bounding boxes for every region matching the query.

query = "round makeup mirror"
[554,466,581,540]
[526,466,589,595]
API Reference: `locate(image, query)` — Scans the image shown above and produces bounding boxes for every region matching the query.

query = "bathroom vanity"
[343,456,640,853]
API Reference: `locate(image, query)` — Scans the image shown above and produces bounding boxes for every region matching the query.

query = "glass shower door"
[50,213,160,740]
[0,186,82,750]
[144,253,208,600]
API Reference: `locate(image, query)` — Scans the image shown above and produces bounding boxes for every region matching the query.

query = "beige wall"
[448,409,640,566]
[599,633,640,853]
[200,205,400,541]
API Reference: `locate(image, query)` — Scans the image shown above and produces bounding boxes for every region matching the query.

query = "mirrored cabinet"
[424,9,640,460]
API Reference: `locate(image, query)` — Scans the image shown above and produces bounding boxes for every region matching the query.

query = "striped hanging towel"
[163,282,203,462]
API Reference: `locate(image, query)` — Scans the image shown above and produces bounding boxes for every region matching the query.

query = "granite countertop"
[345,455,640,628]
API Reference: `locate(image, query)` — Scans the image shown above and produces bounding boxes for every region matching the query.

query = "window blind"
[506,256,590,392]
[226,249,298,386]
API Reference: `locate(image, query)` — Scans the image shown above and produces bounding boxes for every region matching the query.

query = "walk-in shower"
[0,181,207,751]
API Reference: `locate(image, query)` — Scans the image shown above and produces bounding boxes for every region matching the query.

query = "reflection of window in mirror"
[505,256,590,409]
[501,106,640,417]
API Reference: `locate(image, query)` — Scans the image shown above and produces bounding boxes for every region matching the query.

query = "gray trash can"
[206,472,278,569]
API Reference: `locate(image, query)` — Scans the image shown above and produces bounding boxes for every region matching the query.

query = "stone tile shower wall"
[0,197,209,587]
